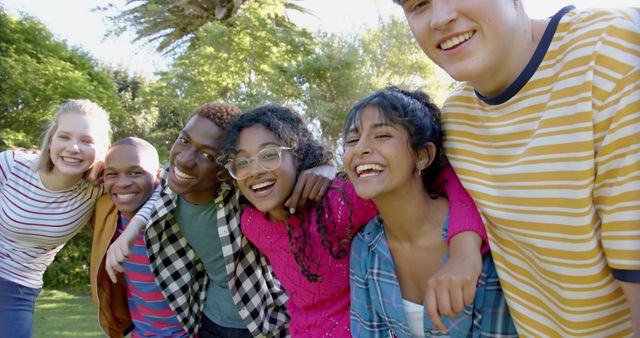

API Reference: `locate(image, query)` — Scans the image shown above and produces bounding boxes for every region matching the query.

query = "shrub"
[43,227,93,293]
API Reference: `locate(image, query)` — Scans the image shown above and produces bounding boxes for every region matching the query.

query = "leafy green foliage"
[0,128,35,151]
[154,0,312,108]
[0,10,122,145]
[43,227,92,292]
[295,17,454,147]
[99,0,308,54]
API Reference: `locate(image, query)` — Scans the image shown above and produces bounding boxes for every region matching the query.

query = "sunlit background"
[0,0,637,78]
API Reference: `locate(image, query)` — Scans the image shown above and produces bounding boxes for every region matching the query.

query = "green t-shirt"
[175,196,246,329]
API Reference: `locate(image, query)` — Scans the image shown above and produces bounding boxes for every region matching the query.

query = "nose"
[354,138,372,157]
[430,0,457,30]
[176,148,196,168]
[245,158,266,178]
[115,174,132,188]
[66,141,80,153]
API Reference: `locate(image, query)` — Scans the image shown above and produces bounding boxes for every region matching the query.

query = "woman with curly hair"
[219,104,487,336]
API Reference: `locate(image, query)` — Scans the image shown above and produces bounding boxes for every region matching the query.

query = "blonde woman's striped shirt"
[442,7,639,337]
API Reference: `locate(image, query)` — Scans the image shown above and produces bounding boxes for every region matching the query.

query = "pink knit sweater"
[242,179,376,337]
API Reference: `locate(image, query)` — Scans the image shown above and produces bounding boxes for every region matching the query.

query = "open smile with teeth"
[440,31,474,50]
[114,193,137,201]
[61,156,82,163]
[174,167,196,181]
[356,164,384,178]
[251,180,275,192]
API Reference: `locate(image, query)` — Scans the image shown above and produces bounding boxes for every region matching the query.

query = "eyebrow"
[235,141,282,155]
[347,122,396,134]
[180,130,222,152]
[104,165,144,172]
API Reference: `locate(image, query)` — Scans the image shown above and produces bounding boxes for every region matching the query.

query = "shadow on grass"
[34,289,104,338]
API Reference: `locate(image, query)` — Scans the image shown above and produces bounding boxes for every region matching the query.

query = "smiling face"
[234,124,297,221]
[168,114,225,205]
[343,106,420,201]
[401,0,524,96]
[48,112,101,181]
[104,143,158,219]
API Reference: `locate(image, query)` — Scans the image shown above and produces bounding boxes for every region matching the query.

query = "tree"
[0,9,122,150]
[145,14,452,152]
[296,18,455,148]
[100,0,308,54]
[151,0,313,114]
[108,67,159,142]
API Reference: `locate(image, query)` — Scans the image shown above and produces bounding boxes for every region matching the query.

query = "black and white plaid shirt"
[142,169,290,337]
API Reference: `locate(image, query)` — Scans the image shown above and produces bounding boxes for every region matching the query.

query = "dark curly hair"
[187,102,241,130]
[220,104,333,176]
[221,104,356,282]
[343,86,444,196]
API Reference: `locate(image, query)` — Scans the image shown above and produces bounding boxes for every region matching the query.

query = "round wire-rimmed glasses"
[225,146,292,180]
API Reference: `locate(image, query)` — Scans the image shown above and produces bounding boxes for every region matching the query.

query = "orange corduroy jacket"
[89,195,133,338]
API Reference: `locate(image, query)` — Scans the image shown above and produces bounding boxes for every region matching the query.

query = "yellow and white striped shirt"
[442,7,639,337]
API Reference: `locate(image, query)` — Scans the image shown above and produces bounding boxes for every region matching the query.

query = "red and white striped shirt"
[0,149,101,288]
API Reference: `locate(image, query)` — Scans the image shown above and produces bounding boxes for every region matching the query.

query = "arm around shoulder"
[436,162,489,253]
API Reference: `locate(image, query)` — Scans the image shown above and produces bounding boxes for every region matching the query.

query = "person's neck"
[121,210,135,221]
[266,207,288,222]
[374,180,444,243]
[39,169,82,191]
[474,17,550,97]
[180,188,217,205]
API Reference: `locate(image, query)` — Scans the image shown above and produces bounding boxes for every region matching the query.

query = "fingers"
[84,161,105,187]
[425,280,447,334]
[449,285,465,314]
[462,279,477,306]
[311,179,331,202]
[285,172,306,213]
[286,172,330,213]
[105,242,131,284]
[105,258,119,284]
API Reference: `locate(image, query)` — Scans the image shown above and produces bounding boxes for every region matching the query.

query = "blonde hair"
[33,99,112,173]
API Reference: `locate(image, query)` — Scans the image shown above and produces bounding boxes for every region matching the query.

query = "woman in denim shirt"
[344,87,517,337]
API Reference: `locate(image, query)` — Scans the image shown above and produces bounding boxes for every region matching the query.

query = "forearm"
[437,164,488,252]
[123,218,145,237]
[130,184,161,226]
[449,231,482,259]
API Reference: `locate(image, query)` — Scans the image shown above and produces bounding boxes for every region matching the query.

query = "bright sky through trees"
[0,0,637,77]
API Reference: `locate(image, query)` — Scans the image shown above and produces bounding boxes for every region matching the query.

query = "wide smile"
[439,31,475,50]
[112,192,139,202]
[355,163,384,178]
[60,156,83,165]
[249,180,276,195]
[173,166,196,182]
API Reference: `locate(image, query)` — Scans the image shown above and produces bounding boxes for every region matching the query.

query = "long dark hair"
[220,104,354,282]
[343,86,444,195]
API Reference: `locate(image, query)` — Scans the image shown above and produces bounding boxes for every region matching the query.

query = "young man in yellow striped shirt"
[393,1,639,336]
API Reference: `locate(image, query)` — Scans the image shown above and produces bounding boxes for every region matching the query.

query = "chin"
[252,202,273,214]
[354,187,378,201]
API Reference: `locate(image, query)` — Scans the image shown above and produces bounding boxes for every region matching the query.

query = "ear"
[154,169,161,183]
[416,142,437,172]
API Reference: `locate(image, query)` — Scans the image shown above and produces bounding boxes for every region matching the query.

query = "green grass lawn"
[33,289,104,338]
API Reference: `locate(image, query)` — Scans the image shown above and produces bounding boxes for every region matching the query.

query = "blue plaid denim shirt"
[350,215,518,338]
